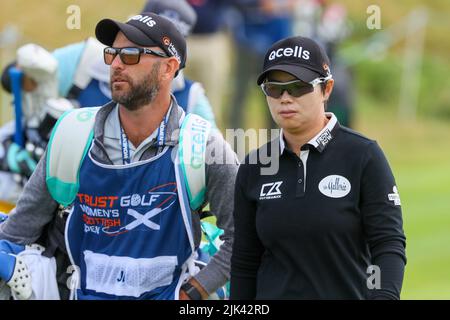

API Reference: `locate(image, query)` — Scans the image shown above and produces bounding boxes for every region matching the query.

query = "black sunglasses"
[260,79,315,99]
[103,47,169,65]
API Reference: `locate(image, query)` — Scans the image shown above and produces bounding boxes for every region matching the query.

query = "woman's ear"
[323,79,334,101]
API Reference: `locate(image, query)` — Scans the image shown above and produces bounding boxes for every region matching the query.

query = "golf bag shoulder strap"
[46,107,100,207]
[178,113,212,211]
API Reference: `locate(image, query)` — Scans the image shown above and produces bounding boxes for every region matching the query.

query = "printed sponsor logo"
[388,186,401,206]
[77,183,177,236]
[76,110,96,122]
[162,36,171,46]
[268,46,310,61]
[165,40,181,63]
[319,175,351,198]
[259,181,283,200]
[189,117,209,169]
[128,15,156,27]
[315,129,333,149]
[121,131,129,159]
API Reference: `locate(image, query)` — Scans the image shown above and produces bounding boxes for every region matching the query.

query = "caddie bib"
[65,145,194,300]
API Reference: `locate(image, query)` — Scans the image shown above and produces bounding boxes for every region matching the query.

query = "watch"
[181,282,203,300]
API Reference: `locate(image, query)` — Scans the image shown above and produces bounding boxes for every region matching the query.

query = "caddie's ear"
[160,56,180,81]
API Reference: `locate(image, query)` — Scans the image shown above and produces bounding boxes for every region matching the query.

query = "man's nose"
[110,54,125,70]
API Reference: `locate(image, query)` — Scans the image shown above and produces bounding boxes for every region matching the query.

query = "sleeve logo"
[388,186,401,206]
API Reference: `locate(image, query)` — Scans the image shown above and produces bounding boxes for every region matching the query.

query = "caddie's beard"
[111,62,161,111]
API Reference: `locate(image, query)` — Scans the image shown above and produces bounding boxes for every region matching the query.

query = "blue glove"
[0,251,17,282]
[0,240,32,299]
[0,240,25,282]
[0,239,25,255]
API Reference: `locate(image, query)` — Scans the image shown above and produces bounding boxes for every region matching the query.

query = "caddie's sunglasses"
[104,47,169,65]
[260,76,332,99]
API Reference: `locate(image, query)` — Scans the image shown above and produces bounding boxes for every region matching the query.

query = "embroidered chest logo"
[318,175,351,198]
[388,186,401,206]
[259,181,283,200]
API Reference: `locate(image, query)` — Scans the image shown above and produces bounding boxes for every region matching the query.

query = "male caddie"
[0,13,238,300]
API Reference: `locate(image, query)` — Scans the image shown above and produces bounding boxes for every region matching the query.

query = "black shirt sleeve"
[360,141,407,299]
[230,163,264,300]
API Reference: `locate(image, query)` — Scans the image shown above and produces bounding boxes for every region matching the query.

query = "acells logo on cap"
[128,15,156,28]
[268,46,310,62]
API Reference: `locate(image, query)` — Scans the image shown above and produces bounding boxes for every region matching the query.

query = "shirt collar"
[280,112,340,155]
[103,95,181,147]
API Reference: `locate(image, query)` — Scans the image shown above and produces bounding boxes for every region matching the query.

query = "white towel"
[18,245,60,300]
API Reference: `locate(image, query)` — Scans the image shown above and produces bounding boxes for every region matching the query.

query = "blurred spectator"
[183,0,233,129]
[228,0,295,130]
[142,0,217,127]
[1,38,110,134]
[2,38,111,109]
[0,39,109,211]
[0,39,109,206]
[293,0,354,127]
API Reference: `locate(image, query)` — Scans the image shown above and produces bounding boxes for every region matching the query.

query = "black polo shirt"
[230,113,407,300]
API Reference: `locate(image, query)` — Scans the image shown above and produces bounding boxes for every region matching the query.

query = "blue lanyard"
[120,125,131,165]
[155,113,169,148]
[119,108,170,164]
